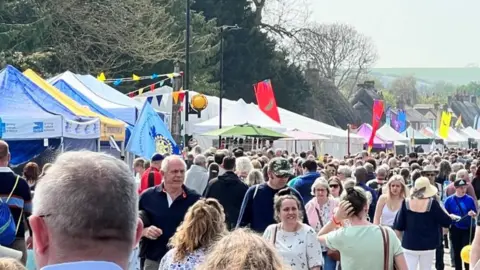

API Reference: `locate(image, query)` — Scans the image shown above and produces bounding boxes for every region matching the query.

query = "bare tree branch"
[293,23,377,95]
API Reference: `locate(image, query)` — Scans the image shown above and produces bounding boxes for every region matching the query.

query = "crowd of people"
[4,139,480,269]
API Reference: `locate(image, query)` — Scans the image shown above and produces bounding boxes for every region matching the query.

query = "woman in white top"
[374,175,408,227]
[304,178,339,270]
[263,188,323,270]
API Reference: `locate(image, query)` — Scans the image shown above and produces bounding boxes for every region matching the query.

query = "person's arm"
[318,200,351,245]
[393,200,406,240]
[470,221,480,267]
[236,186,254,228]
[203,180,213,198]
[373,195,386,225]
[432,199,455,227]
[388,227,408,270]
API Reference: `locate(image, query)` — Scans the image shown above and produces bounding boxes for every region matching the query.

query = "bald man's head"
[0,140,10,164]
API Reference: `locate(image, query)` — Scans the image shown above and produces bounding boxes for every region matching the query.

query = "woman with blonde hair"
[197,228,289,270]
[0,258,25,270]
[373,175,408,227]
[159,198,227,269]
[245,169,264,187]
[263,188,323,270]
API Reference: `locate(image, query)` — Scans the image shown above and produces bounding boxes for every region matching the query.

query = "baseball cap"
[454,179,468,188]
[269,157,292,177]
[151,153,165,162]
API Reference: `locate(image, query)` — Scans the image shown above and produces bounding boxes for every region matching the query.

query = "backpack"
[0,176,22,246]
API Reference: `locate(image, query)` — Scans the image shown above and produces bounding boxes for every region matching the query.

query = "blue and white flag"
[126,101,178,159]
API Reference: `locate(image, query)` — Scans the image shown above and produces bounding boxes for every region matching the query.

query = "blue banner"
[126,101,178,159]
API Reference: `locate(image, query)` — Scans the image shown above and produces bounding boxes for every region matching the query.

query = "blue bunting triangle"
[113,79,123,86]
[151,73,159,79]
[146,97,153,104]
[156,95,163,106]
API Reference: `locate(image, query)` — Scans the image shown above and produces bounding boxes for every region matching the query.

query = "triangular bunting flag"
[156,95,163,106]
[97,72,106,82]
[138,88,144,95]
[167,73,174,79]
[162,94,169,106]
[113,79,123,86]
[172,91,180,104]
[147,97,154,104]
[132,74,141,81]
[150,84,155,92]
[178,91,185,103]
[159,80,165,87]
[151,73,158,79]
[128,92,134,98]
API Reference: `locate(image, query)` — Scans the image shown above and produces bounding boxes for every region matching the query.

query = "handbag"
[316,207,341,261]
[380,225,397,270]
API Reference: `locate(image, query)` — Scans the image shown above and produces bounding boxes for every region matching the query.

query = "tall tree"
[192,0,311,114]
[389,76,418,106]
[293,23,377,97]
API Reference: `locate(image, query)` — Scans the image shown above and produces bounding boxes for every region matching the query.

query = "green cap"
[269,157,292,177]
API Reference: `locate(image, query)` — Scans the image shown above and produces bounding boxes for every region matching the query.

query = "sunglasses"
[425,173,436,177]
[329,184,339,188]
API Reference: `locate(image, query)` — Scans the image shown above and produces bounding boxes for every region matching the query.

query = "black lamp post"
[218,24,240,147]
[185,0,191,90]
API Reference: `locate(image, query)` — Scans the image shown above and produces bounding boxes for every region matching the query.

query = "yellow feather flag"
[138,88,144,95]
[455,115,462,128]
[439,111,452,139]
[172,91,180,104]
[132,74,141,81]
[97,72,106,82]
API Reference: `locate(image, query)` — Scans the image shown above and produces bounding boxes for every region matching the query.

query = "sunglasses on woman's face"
[425,173,436,177]
[329,184,339,188]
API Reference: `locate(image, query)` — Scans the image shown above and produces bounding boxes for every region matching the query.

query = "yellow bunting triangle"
[167,73,174,79]
[97,72,106,82]
[172,91,180,104]
[138,88,144,95]
[132,74,141,81]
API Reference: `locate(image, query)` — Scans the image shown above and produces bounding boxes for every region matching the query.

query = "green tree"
[192,0,312,114]
[458,81,480,96]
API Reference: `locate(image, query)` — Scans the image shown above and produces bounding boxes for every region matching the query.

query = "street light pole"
[218,25,240,148]
[185,0,191,90]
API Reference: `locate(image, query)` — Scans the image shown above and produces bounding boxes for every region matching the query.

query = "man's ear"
[30,215,50,254]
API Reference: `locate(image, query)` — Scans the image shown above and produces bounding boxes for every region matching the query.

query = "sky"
[311,0,480,68]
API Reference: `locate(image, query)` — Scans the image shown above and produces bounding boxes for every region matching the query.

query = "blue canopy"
[0,65,63,140]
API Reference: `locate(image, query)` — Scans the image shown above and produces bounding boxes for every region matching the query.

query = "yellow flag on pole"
[172,91,180,104]
[439,111,452,139]
[97,72,106,82]
[132,74,141,81]
[455,115,462,128]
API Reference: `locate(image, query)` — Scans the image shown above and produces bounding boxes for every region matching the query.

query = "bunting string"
[126,78,170,97]
[97,71,183,84]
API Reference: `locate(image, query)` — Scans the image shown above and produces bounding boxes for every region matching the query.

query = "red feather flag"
[368,99,385,153]
[254,79,281,123]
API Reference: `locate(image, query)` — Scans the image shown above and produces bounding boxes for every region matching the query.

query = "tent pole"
[60,137,64,153]
[121,140,125,160]
[97,139,101,152]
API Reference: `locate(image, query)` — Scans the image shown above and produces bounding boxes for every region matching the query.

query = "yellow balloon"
[461,245,472,264]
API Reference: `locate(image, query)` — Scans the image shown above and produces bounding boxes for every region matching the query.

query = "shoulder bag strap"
[272,225,278,245]
[315,207,324,227]
[453,197,465,216]
[6,176,20,203]
[7,176,23,234]
[379,225,389,270]
[253,184,260,199]
[147,171,156,188]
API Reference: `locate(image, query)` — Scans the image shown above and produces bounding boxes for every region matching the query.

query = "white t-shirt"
[263,223,323,270]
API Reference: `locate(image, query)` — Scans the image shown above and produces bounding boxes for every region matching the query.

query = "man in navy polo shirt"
[139,155,200,270]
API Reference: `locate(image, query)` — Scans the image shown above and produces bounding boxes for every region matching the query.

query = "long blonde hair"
[197,228,289,270]
[385,175,408,199]
[169,198,227,262]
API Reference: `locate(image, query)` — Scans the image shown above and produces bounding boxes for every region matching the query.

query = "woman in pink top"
[305,178,339,270]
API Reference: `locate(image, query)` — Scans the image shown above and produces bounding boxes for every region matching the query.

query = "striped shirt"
[0,167,32,237]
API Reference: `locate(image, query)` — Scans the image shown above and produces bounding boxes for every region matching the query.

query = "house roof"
[405,108,430,123]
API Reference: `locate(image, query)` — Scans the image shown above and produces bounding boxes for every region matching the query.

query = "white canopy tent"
[135,89,364,157]
[436,127,468,148]
[377,124,409,144]
[193,99,286,134]
[461,126,480,142]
